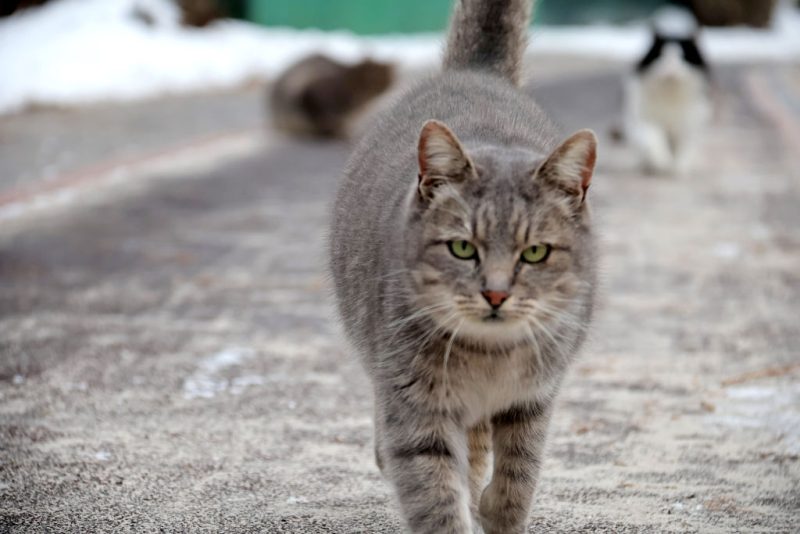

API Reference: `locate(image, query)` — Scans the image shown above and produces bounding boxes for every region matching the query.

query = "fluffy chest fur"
[441,343,559,426]
[629,66,711,132]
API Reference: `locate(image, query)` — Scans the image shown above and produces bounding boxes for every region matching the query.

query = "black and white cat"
[624,21,712,175]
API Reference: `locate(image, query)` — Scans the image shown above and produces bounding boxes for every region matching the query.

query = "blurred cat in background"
[624,12,712,175]
[268,54,394,139]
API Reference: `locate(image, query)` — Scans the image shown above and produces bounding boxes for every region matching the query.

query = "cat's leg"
[467,419,491,516]
[672,125,701,177]
[378,401,476,534]
[630,121,673,174]
[374,401,385,473]
[673,140,696,176]
[479,400,552,534]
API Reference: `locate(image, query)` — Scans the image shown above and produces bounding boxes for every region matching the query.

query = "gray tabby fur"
[444,0,533,86]
[329,1,598,532]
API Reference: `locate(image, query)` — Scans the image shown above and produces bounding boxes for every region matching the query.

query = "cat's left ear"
[417,120,473,200]
[536,129,597,205]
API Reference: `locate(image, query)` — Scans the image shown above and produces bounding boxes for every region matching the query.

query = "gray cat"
[269,54,394,139]
[329,1,598,532]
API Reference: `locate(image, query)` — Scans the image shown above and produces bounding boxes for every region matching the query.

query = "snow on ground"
[708,383,800,455]
[181,338,332,400]
[0,0,799,115]
[182,347,256,399]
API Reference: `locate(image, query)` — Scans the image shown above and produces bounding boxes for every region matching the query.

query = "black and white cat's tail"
[443,0,534,86]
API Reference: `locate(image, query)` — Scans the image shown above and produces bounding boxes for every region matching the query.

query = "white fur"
[624,43,711,176]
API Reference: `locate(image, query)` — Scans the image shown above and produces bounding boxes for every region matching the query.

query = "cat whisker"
[529,301,586,332]
[522,322,544,370]
[441,319,464,396]
[385,307,453,347]
[375,268,412,281]
[386,301,451,329]
[526,314,561,349]
[517,299,584,330]
[417,312,460,351]
[388,309,461,356]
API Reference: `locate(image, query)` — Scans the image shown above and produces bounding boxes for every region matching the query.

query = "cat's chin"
[454,316,530,348]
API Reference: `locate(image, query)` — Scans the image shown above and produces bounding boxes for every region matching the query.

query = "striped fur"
[444,0,534,86]
[330,0,598,532]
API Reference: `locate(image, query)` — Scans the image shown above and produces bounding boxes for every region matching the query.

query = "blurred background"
[1,1,798,532]
[1,0,784,29]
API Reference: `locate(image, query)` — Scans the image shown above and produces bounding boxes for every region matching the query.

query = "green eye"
[448,240,477,260]
[521,244,551,264]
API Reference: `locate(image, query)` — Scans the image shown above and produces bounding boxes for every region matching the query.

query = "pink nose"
[481,290,510,309]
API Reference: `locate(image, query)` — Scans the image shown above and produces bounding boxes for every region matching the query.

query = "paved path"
[0,87,265,194]
[1,63,798,532]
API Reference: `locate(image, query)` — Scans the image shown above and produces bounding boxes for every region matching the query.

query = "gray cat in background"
[330,0,598,532]
[269,54,395,139]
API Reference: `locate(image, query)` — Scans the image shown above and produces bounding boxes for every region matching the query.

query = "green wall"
[244,0,672,34]
[246,0,453,34]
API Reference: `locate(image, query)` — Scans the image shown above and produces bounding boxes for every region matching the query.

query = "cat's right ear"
[417,120,472,201]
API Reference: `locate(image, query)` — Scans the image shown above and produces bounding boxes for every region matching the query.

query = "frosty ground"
[1,58,799,532]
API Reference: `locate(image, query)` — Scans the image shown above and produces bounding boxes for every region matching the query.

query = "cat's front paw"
[479,483,527,534]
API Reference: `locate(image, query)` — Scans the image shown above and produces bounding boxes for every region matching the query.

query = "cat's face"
[636,32,708,80]
[405,121,596,347]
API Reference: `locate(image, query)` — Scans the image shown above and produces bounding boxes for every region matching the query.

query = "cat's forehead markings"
[468,145,543,174]
[431,195,472,235]
[475,202,491,242]
[509,199,533,241]
[508,202,521,233]
[468,144,538,158]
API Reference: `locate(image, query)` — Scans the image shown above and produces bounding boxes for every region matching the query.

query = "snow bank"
[1,0,798,115]
[0,0,425,115]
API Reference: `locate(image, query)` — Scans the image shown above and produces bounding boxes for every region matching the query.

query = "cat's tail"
[443,0,534,86]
